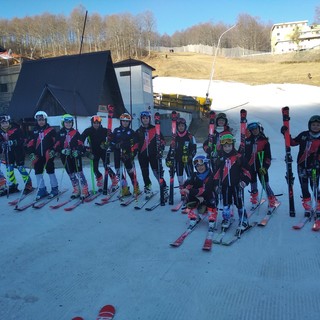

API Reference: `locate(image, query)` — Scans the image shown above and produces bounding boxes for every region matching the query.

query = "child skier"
[180,155,218,227]
[26,111,59,200]
[245,121,279,210]
[135,110,168,199]
[166,117,197,188]
[54,114,89,199]
[213,132,251,231]
[0,114,33,195]
[111,113,140,196]
[203,112,233,171]
[81,115,118,193]
[281,115,320,216]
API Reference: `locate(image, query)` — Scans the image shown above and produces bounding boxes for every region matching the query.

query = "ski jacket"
[213,149,251,187]
[135,124,165,157]
[54,127,84,153]
[0,122,25,155]
[27,123,56,156]
[290,130,320,168]
[244,133,272,171]
[80,126,109,154]
[111,126,138,155]
[167,131,196,162]
[182,170,215,199]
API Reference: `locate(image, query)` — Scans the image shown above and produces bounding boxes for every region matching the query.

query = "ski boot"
[302,197,312,217]
[36,187,49,200]
[48,186,59,199]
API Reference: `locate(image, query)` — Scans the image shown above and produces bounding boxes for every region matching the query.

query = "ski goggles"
[92,116,102,123]
[220,138,234,145]
[63,117,73,123]
[193,158,208,166]
[310,115,320,122]
[247,122,259,130]
[36,116,46,121]
[140,111,151,118]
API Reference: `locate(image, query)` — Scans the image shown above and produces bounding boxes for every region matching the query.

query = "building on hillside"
[8,50,125,134]
[271,20,320,54]
[113,58,155,130]
[0,48,21,114]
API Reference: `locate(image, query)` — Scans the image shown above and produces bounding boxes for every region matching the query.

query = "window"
[0,83,8,92]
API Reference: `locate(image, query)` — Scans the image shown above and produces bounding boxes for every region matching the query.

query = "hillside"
[141,51,320,86]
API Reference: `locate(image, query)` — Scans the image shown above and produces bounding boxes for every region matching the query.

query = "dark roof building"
[8,50,125,121]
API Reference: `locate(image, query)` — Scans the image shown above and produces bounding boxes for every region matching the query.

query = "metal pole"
[205,24,237,104]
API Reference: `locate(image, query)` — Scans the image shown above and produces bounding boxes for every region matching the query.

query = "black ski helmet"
[308,115,320,131]
[216,112,228,126]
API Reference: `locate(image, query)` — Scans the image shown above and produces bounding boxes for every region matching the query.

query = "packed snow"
[1,78,320,320]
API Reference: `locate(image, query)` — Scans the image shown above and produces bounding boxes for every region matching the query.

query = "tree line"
[0,5,318,61]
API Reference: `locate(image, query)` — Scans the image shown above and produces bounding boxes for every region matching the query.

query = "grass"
[141,51,320,86]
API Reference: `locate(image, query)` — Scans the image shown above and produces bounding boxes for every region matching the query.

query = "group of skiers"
[0,110,319,234]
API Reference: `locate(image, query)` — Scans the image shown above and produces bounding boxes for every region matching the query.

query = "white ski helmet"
[34,111,48,120]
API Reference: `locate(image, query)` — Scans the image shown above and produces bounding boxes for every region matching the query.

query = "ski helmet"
[193,155,209,169]
[220,132,235,145]
[308,115,320,130]
[91,115,102,124]
[61,114,74,127]
[0,114,11,123]
[216,113,228,126]
[34,111,48,120]
[177,117,187,129]
[140,110,151,120]
[247,121,263,132]
[120,113,132,122]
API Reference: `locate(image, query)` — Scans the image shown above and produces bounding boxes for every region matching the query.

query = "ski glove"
[100,142,109,150]
[48,150,56,158]
[85,151,94,160]
[281,125,288,135]
[61,148,71,156]
[72,150,80,158]
[259,167,267,176]
[29,153,37,161]
[166,160,173,168]
[239,181,247,189]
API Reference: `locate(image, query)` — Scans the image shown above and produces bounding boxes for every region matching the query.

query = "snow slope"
[1,78,320,320]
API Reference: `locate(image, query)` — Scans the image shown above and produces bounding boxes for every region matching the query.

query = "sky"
[1,78,320,319]
[0,0,319,35]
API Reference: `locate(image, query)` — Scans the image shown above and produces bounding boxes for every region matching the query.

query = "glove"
[215,185,222,194]
[180,188,189,196]
[182,155,188,163]
[61,148,71,156]
[239,181,247,189]
[259,167,267,176]
[72,150,79,158]
[7,140,16,147]
[100,142,108,150]
[85,151,94,160]
[281,125,288,135]
[48,150,56,158]
[166,160,173,168]
[29,153,36,161]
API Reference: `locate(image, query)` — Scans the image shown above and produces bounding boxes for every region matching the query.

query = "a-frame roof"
[9,50,125,120]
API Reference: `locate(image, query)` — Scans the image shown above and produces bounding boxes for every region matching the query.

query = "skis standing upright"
[282,106,295,217]
[154,112,166,206]
[103,104,114,194]
[207,110,216,171]
[168,111,177,205]
[239,109,247,155]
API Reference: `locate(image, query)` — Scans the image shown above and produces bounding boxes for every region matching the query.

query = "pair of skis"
[14,189,68,211]
[292,211,320,231]
[72,304,115,320]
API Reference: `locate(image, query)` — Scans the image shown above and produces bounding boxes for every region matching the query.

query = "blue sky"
[1,0,319,35]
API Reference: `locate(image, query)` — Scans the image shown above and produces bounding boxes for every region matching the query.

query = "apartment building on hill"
[271,20,320,54]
